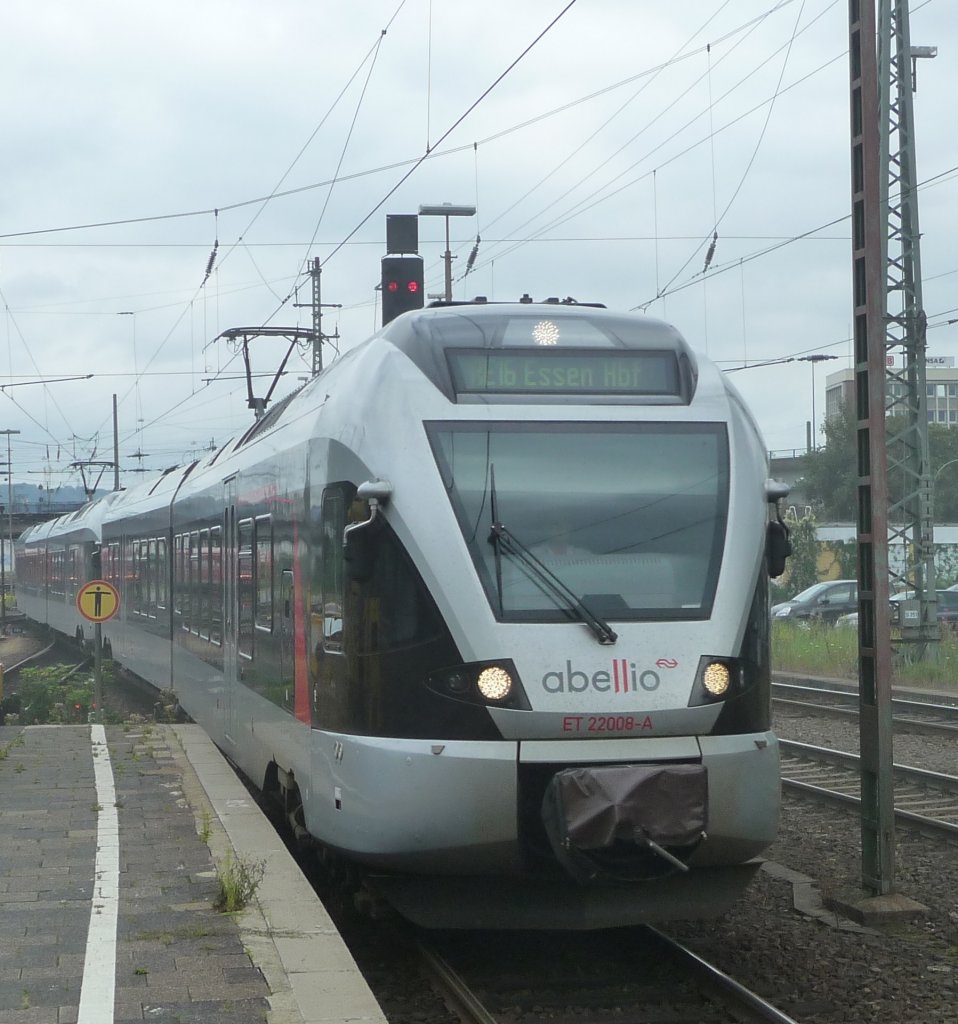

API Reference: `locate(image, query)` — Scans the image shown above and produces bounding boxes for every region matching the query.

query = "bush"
[16,663,115,724]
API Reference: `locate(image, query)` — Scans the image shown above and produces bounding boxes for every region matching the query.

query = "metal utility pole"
[113,395,120,491]
[295,258,340,377]
[880,0,938,659]
[848,0,895,898]
[418,204,476,301]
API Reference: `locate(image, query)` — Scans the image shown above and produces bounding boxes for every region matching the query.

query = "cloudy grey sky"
[1,0,955,492]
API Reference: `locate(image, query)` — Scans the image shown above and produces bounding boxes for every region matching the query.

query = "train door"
[222,476,238,746]
[279,569,294,711]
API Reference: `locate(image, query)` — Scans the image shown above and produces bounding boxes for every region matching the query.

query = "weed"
[133,924,211,945]
[199,808,212,845]
[136,930,176,946]
[91,803,103,813]
[213,854,265,913]
[134,967,148,976]
[0,730,25,760]
[14,662,120,724]
[14,763,25,774]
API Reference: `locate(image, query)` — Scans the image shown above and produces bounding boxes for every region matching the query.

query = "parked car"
[836,590,909,630]
[890,589,958,630]
[836,589,958,631]
[771,580,858,625]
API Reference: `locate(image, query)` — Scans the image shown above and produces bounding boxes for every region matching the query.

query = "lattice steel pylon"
[879,0,938,658]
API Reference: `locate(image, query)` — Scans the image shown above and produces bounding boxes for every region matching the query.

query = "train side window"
[189,531,201,634]
[133,540,145,615]
[238,518,255,659]
[255,514,273,632]
[320,491,345,653]
[199,529,210,639]
[210,525,223,645]
[360,526,443,653]
[183,533,193,631]
[156,537,167,611]
[122,537,133,609]
[148,538,158,618]
[109,542,121,587]
[50,550,61,597]
[173,534,184,616]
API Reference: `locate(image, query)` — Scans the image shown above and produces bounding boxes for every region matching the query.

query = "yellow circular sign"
[76,579,120,623]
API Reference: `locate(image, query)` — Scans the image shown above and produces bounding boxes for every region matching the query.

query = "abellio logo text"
[541,659,661,694]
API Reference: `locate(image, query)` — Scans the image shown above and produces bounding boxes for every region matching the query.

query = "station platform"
[0,721,389,1024]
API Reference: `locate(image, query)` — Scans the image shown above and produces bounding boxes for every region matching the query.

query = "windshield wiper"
[488,520,618,646]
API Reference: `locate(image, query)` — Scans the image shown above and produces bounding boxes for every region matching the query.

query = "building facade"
[825,357,958,426]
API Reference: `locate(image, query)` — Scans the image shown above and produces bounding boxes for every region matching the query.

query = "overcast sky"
[1,0,955,494]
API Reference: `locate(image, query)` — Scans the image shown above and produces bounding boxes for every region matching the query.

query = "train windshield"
[427,422,729,622]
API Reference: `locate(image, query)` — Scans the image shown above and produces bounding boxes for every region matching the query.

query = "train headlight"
[477,666,512,701]
[688,656,742,707]
[424,659,530,710]
[702,661,731,696]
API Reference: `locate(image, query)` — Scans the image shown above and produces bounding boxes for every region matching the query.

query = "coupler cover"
[542,763,708,882]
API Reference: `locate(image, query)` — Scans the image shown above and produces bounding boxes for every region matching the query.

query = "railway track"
[780,738,958,840]
[414,925,801,1024]
[772,679,958,737]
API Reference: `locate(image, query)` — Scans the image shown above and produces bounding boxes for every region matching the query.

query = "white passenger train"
[16,299,789,929]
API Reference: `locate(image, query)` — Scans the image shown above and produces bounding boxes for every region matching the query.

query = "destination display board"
[446,348,680,396]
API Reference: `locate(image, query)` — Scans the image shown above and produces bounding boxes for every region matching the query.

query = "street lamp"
[797,355,837,452]
[933,458,958,521]
[418,203,476,302]
[933,458,958,483]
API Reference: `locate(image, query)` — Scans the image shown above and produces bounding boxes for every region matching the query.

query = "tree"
[800,403,856,520]
[930,423,958,523]
[801,401,958,522]
[784,514,820,594]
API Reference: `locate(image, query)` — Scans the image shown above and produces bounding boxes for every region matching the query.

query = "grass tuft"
[213,854,264,914]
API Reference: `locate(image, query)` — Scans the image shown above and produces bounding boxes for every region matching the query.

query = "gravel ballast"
[668,698,958,1024]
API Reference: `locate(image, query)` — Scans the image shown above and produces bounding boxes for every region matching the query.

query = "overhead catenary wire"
[656,0,809,299]
[1,0,953,483]
[474,0,838,282]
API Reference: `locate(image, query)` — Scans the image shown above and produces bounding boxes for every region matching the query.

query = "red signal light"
[381,255,424,325]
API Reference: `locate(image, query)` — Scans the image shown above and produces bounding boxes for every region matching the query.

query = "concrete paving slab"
[0,720,390,1024]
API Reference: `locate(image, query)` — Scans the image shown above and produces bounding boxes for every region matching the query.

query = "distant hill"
[7,483,108,513]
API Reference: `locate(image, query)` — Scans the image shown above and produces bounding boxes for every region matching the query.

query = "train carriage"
[17,299,788,929]
[16,491,123,643]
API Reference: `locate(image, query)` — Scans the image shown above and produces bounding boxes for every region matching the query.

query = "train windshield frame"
[426,421,729,623]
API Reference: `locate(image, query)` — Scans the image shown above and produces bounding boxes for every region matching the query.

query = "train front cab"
[301,466,786,930]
